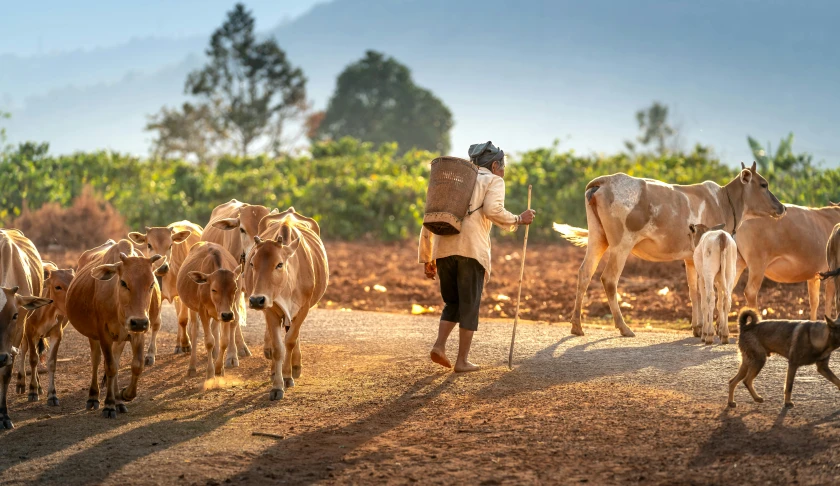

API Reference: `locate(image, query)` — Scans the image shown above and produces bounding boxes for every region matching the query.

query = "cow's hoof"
[620,328,636,338]
[28,392,39,402]
[47,396,59,407]
[187,368,198,378]
[292,365,302,379]
[269,388,285,401]
[692,327,702,338]
[720,337,730,345]
[226,356,239,368]
[1,416,13,429]
[102,407,117,419]
[174,346,183,355]
[284,377,295,388]
[728,401,736,408]
[116,404,128,414]
[15,384,25,394]
[86,399,100,411]
[182,345,191,354]
[264,348,272,360]
[570,325,585,337]
[238,345,252,358]
[754,396,764,403]
[144,355,155,367]
[704,338,714,346]
[38,385,44,395]
[785,402,794,409]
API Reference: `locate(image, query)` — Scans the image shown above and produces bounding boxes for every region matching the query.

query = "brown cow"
[176,242,241,380]
[201,199,270,366]
[735,204,840,320]
[819,223,840,317]
[65,240,162,418]
[554,162,785,337]
[244,208,328,400]
[0,229,52,429]
[15,262,74,405]
[129,220,203,364]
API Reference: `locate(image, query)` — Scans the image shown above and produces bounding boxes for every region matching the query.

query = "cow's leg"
[119,333,145,404]
[225,321,240,369]
[145,305,162,367]
[15,337,27,394]
[717,283,731,343]
[600,242,635,337]
[204,316,218,382]
[26,332,40,401]
[292,338,302,379]
[744,261,767,312]
[266,312,285,400]
[283,320,304,388]
[86,339,101,410]
[807,277,820,321]
[236,292,251,358]
[175,298,192,354]
[702,273,716,345]
[696,271,708,342]
[685,260,702,338]
[112,339,128,413]
[188,313,207,378]
[100,337,118,419]
[826,278,837,320]
[0,363,13,429]
[570,229,608,337]
[46,320,65,406]
[215,320,228,378]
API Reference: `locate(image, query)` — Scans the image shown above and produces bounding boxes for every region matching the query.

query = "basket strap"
[467,204,484,216]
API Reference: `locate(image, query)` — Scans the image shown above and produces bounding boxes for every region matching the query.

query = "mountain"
[2,0,839,164]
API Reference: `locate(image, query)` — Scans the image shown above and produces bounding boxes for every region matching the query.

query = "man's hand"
[519,209,536,225]
[424,261,437,280]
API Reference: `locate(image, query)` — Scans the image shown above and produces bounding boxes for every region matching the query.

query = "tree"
[0,111,10,153]
[315,50,453,154]
[747,132,813,175]
[184,3,307,156]
[629,102,676,156]
[145,102,224,164]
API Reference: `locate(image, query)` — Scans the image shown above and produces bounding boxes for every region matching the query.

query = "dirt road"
[3,306,840,485]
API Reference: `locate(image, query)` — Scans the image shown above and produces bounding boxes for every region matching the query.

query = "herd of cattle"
[0,200,328,428]
[6,161,840,428]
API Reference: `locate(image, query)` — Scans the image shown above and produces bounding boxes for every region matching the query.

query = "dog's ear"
[825,314,838,328]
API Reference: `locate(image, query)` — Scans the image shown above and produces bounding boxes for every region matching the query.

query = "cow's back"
[201,200,247,260]
[0,229,43,299]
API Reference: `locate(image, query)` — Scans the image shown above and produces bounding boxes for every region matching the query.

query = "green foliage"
[630,101,676,155]
[315,50,453,154]
[0,111,10,153]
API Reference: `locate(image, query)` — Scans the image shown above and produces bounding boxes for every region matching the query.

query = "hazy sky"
[0,1,325,56]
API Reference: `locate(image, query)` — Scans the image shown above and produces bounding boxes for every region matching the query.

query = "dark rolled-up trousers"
[437,255,486,331]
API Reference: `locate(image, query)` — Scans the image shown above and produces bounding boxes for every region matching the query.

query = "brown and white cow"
[244,208,328,400]
[129,220,203,364]
[15,262,74,406]
[176,242,241,381]
[554,162,785,337]
[0,229,52,429]
[201,199,271,366]
[65,240,162,418]
[735,204,840,320]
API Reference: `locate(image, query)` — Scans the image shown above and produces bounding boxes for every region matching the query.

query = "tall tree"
[315,50,453,154]
[185,3,307,156]
[145,102,224,164]
[631,102,676,156]
[0,111,10,153]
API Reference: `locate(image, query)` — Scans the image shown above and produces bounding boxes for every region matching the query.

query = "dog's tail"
[738,308,760,333]
[819,267,840,281]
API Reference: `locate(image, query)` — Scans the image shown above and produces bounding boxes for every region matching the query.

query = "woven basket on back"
[423,156,478,235]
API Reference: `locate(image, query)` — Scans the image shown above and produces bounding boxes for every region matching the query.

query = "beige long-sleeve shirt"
[418,167,519,281]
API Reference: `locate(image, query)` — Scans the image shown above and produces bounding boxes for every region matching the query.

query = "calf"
[689,223,737,344]
[729,309,840,408]
[0,229,52,429]
[244,208,328,400]
[65,240,162,418]
[15,262,74,405]
[176,242,241,381]
[129,220,203,364]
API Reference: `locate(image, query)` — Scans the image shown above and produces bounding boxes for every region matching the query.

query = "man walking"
[419,141,535,372]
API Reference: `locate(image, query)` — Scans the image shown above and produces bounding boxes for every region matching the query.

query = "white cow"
[689,223,737,345]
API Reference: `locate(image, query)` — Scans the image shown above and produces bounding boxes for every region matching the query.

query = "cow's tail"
[738,308,759,333]
[37,337,49,356]
[553,224,589,247]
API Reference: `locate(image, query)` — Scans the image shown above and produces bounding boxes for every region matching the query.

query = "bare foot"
[454,361,480,373]
[430,347,451,368]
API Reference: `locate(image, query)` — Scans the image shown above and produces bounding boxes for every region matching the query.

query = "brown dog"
[729,309,840,408]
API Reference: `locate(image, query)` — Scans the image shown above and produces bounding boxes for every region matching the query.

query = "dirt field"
[44,239,820,328]
[4,305,840,485]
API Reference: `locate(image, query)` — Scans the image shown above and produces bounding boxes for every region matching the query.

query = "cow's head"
[128,226,192,276]
[188,267,241,322]
[737,161,786,220]
[688,223,725,249]
[43,266,75,317]
[211,205,272,262]
[246,225,299,313]
[0,286,51,368]
[91,253,161,333]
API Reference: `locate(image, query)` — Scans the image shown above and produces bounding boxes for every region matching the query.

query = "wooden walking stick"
[508,185,532,370]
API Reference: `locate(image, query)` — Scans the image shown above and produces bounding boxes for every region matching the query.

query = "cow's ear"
[689,224,697,234]
[7,286,20,295]
[283,237,301,257]
[269,208,279,215]
[91,262,122,281]
[128,232,146,245]
[119,252,129,263]
[740,169,752,184]
[43,267,52,281]
[171,230,192,244]
[188,271,209,285]
[712,223,726,231]
[16,295,52,311]
[212,218,240,231]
